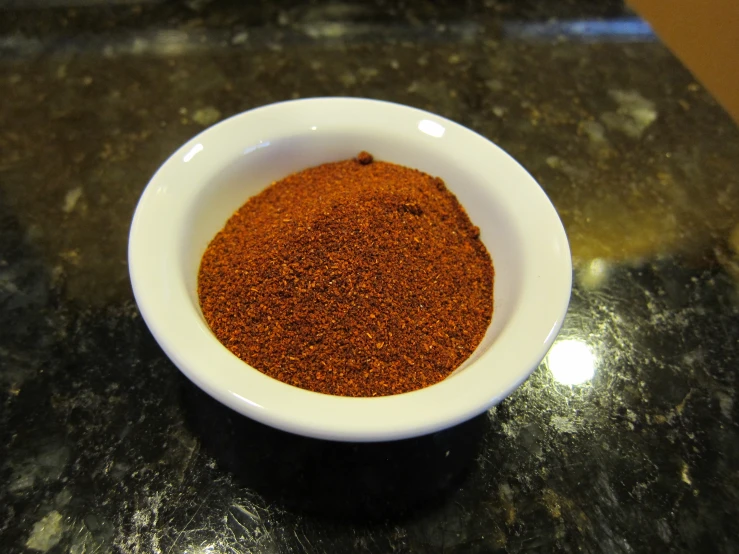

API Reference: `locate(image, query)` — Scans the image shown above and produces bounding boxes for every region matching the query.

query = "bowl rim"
[129,97,572,442]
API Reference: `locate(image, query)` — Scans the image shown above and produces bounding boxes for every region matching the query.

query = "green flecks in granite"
[491,105,506,118]
[680,460,693,486]
[549,415,580,434]
[25,510,65,552]
[62,187,83,214]
[338,71,357,87]
[54,488,73,509]
[579,119,608,144]
[600,89,658,138]
[191,105,222,126]
[716,390,734,420]
[8,444,70,494]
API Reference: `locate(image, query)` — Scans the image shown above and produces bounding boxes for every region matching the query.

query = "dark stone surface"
[2,1,739,552]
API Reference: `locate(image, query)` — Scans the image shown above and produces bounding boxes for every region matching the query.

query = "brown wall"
[629,0,739,124]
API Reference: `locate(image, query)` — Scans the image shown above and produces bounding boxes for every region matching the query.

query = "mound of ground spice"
[198,152,494,397]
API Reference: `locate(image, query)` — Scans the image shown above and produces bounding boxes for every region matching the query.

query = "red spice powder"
[198,152,494,397]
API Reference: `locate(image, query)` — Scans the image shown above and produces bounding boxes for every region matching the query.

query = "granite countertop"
[2,1,739,552]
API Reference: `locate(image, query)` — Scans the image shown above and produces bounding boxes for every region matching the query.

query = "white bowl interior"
[182,131,525,369]
[129,98,571,442]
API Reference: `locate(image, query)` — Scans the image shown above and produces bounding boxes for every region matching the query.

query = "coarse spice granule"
[198,152,494,397]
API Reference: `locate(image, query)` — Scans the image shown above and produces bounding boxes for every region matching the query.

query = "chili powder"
[198,152,494,397]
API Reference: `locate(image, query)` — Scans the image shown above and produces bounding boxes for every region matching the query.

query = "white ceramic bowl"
[129,98,571,442]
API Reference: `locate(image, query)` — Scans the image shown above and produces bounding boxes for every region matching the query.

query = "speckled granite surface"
[2,1,739,553]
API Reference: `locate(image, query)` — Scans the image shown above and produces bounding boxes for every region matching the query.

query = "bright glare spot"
[311,126,317,130]
[547,340,595,385]
[589,258,607,278]
[183,143,204,162]
[418,119,446,138]
[580,258,609,289]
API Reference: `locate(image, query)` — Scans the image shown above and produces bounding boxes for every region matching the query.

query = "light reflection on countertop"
[547,339,596,385]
